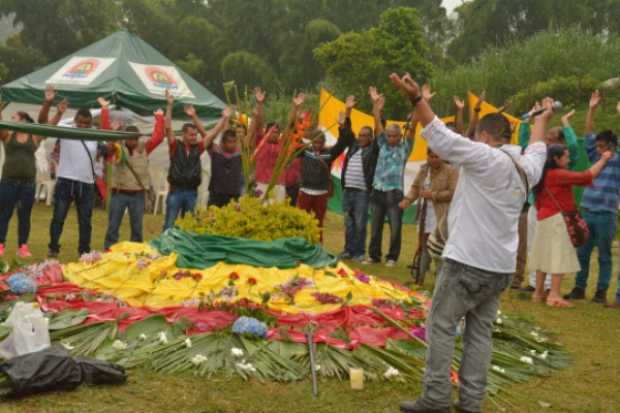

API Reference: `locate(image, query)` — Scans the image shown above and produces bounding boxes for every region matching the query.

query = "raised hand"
[57,98,69,114]
[345,95,356,110]
[369,86,382,103]
[110,119,123,131]
[184,104,197,118]
[97,97,110,108]
[541,97,555,119]
[293,92,305,108]
[589,90,601,109]
[561,109,575,126]
[602,150,614,161]
[453,96,465,110]
[254,87,266,105]
[45,85,56,103]
[222,106,233,118]
[389,73,420,98]
[421,84,435,101]
[165,89,174,105]
[375,95,385,112]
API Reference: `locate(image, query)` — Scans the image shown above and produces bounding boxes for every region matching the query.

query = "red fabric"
[255,133,284,184]
[297,191,329,240]
[145,113,165,155]
[100,108,110,130]
[536,169,593,220]
[285,157,302,187]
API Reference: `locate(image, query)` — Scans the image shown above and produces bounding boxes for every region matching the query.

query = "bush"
[431,27,620,114]
[176,196,321,244]
[221,50,280,92]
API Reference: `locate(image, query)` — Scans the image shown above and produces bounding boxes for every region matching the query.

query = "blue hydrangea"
[7,272,37,295]
[231,316,268,338]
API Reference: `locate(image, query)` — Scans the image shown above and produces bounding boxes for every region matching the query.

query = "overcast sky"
[443,0,466,14]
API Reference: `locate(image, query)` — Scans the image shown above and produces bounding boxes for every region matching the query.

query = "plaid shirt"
[580,132,620,213]
[372,133,414,192]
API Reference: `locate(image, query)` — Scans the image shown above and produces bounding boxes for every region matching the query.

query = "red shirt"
[536,169,593,220]
[285,157,302,187]
[255,133,284,185]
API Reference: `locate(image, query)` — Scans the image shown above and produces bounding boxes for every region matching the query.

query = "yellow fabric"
[467,92,521,144]
[62,242,422,314]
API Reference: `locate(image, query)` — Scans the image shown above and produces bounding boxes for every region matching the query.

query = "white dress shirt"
[57,139,99,184]
[421,117,546,273]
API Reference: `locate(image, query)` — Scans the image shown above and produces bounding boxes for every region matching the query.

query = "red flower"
[192,273,203,282]
[337,268,348,278]
[229,272,240,281]
[247,277,257,286]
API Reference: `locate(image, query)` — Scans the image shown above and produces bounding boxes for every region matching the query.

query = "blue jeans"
[369,189,404,262]
[49,178,94,255]
[104,192,145,249]
[575,210,617,292]
[0,180,35,246]
[163,189,197,230]
[342,188,369,258]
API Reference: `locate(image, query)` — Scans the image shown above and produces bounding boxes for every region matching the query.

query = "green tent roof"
[0,31,225,119]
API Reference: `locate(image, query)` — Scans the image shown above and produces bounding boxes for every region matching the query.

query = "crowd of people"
[0,76,620,411]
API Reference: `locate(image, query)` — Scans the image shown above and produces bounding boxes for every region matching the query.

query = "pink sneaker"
[0,243,4,257]
[17,244,32,258]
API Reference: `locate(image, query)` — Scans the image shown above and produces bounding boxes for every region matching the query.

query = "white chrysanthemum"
[139,333,148,341]
[230,347,244,357]
[495,317,503,325]
[184,337,192,348]
[61,342,75,350]
[191,354,207,366]
[491,365,506,374]
[112,340,128,351]
[530,349,537,356]
[383,366,400,379]
[520,356,534,365]
[158,331,168,344]
[539,350,548,360]
[236,361,257,372]
[315,364,321,371]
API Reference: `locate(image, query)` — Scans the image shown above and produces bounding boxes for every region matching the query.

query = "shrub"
[176,196,321,244]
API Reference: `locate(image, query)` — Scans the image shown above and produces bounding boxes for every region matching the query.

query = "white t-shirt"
[421,117,546,273]
[57,139,98,184]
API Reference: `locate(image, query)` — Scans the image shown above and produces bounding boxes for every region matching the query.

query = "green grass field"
[0,203,619,413]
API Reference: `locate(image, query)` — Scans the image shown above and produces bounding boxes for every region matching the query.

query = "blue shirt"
[580,133,620,213]
[372,133,414,192]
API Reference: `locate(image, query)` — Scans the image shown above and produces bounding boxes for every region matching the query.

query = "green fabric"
[0,121,140,141]
[1,134,36,181]
[0,31,225,120]
[151,228,337,270]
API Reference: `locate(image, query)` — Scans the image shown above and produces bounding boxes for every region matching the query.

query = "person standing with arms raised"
[390,73,547,413]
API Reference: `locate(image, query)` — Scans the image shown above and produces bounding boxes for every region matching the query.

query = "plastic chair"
[36,160,57,206]
[152,169,169,215]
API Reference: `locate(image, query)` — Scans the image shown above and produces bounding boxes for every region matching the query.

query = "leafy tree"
[0,0,120,61]
[221,51,280,93]
[316,7,433,117]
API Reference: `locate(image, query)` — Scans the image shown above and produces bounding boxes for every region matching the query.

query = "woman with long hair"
[529,144,613,307]
[0,108,46,257]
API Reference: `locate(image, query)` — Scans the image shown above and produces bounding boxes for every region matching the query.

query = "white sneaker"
[386,260,396,267]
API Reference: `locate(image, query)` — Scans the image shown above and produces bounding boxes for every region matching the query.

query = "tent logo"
[145,67,178,90]
[64,58,99,80]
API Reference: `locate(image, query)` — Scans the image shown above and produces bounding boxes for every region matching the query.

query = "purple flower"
[411,326,426,342]
[355,273,370,284]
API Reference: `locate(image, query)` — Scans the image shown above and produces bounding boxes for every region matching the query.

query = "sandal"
[546,298,574,308]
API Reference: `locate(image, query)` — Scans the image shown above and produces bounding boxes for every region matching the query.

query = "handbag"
[544,187,589,247]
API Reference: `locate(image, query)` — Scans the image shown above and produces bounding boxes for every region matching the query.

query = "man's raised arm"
[368,86,384,136]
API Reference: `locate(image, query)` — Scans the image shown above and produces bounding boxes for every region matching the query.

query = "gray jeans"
[421,259,511,412]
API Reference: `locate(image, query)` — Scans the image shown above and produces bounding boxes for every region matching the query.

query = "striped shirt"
[580,133,620,213]
[344,149,366,190]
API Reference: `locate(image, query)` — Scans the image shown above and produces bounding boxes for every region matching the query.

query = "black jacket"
[340,118,379,192]
[300,122,353,191]
[168,141,202,190]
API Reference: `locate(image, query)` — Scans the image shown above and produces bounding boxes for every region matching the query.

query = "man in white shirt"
[39,87,100,257]
[390,74,547,413]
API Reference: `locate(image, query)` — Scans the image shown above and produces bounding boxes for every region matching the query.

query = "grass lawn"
[0,203,619,413]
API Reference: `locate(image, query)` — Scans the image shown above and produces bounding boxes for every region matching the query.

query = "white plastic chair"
[152,169,169,215]
[36,159,56,206]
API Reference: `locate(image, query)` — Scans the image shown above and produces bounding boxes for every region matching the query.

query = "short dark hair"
[182,123,197,132]
[359,126,373,138]
[222,129,237,141]
[75,108,92,121]
[478,112,512,142]
[595,130,618,147]
[16,111,34,123]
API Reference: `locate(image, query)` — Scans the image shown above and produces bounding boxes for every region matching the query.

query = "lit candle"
[349,367,364,390]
